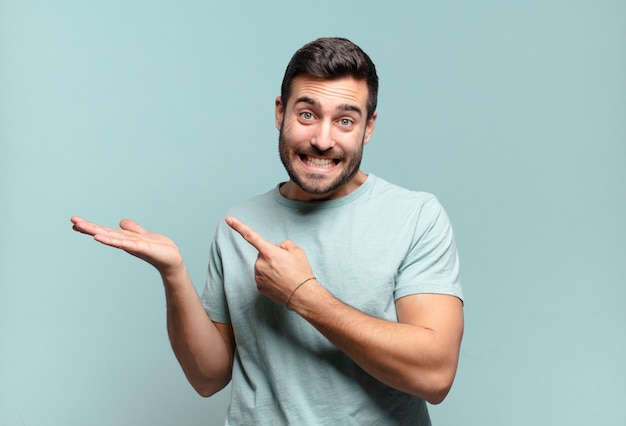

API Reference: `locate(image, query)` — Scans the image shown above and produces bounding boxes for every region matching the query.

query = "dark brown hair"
[280,38,379,120]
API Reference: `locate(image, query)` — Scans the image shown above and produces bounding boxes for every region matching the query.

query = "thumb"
[119,219,148,234]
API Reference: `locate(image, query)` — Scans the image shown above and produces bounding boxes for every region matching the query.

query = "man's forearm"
[162,265,234,397]
[289,281,463,404]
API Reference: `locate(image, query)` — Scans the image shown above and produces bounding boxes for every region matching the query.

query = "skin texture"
[70,75,464,404]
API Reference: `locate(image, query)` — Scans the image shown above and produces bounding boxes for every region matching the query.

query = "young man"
[71,37,464,425]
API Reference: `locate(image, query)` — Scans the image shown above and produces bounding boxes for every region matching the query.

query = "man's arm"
[290,286,463,404]
[160,262,235,397]
[70,216,235,397]
[226,216,463,404]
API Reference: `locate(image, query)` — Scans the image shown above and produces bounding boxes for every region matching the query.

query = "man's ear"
[363,111,378,145]
[275,96,284,131]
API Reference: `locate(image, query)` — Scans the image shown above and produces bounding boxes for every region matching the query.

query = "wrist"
[284,278,333,315]
[285,277,316,310]
[159,260,187,285]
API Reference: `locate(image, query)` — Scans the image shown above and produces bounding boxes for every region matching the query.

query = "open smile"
[299,154,340,170]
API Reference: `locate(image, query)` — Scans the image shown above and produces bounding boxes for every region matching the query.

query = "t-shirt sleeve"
[200,227,232,324]
[394,196,463,302]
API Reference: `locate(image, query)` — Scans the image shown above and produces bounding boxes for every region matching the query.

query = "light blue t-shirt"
[201,174,462,425]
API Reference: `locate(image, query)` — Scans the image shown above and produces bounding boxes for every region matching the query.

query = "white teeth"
[305,156,334,168]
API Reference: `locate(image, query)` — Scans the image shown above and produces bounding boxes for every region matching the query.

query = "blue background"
[1,1,625,425]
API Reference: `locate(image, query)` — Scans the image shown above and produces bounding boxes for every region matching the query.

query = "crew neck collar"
[273,174,376,210]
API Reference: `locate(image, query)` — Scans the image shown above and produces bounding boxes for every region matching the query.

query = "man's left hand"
[226,216,315,306]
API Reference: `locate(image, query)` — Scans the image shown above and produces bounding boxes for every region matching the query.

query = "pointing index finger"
[226,216,274,253]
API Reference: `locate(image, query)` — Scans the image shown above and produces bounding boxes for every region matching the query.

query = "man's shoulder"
[369,174,437,207]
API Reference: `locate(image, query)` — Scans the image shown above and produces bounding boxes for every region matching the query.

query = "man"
[71,37,463,425]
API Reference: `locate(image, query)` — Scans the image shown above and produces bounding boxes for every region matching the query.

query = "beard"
[278,126,364,196]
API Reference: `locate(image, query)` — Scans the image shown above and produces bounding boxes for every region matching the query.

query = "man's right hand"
[70,216,183,277]
[71,216,235,396]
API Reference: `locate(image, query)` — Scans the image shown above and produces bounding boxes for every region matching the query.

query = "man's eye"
[300,112,314,120]
[339,118,353,127]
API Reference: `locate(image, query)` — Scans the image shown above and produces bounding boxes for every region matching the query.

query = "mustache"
[294,146,343,159]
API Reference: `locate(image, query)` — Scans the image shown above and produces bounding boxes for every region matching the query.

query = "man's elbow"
[406,368,457,405]
[423,382,452,405]
[195,387,218,398]
[192,379,230,398]
[187,372,232,398]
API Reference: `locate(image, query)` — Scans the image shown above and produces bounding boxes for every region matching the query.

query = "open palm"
[70,216,182,274]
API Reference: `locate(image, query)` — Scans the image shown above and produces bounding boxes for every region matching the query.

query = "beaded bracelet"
[285,277,316,310]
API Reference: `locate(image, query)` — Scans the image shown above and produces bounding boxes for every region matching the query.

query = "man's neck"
[279,171,368,202]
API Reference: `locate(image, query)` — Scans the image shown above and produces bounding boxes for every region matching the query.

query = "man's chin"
[296,182,334,196]
[296,177,355,200]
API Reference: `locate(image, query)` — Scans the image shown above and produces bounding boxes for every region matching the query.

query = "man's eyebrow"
[294,96,363,116]
[294,96,320,108]
[337,103,363,116]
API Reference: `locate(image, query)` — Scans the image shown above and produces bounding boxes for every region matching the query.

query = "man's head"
[275,38,379,202]
[280,38,378,121]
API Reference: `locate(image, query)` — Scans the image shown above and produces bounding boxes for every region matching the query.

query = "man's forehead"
[288,76,369,108]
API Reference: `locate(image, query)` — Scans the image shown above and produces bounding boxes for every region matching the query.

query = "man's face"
[276,76,377,202]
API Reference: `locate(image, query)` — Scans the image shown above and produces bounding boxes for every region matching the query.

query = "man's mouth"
[300,155,338,169]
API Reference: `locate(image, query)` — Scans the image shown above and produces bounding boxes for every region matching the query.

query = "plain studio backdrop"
[1,1,624,425]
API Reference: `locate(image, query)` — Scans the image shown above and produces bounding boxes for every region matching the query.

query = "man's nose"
[310,121,335,151]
